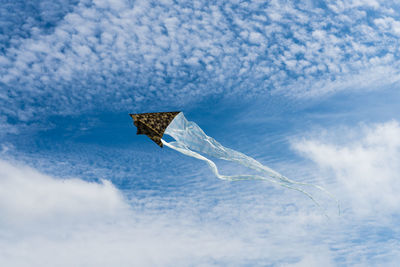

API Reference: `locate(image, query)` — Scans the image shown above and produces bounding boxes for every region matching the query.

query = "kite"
[130,111,339,213]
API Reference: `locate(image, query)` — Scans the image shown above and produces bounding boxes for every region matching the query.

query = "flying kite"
[130,111,339,212]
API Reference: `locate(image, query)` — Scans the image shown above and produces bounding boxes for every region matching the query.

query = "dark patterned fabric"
[129,111,180,147]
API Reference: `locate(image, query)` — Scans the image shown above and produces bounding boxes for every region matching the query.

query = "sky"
[1,0,400,266]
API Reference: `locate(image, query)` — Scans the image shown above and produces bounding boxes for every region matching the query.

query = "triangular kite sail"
[129,111,180,147]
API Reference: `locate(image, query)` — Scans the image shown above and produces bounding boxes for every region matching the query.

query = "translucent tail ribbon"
[162,112,340,214]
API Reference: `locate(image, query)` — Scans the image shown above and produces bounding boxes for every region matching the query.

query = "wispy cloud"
[293,120,400,217]
[290,120,400,266]
[293,121,400,266]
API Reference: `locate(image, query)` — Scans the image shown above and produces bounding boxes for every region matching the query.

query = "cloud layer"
[0,158,334,266]
[1,120,400,266]
[1,0,400,124]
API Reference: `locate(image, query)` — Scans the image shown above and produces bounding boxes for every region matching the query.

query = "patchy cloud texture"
[2,0,400,123]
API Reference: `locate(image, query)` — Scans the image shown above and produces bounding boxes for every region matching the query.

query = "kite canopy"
[129,111,181,147]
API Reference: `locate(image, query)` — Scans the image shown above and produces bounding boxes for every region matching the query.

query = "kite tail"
[254,166,341,215]
[162,140,326,212]
[218,147,341,214]
[162,112,340,215]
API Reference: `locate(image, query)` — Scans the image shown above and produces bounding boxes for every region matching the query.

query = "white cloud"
[2,119,400,266]
[283,253,335,267]
[375,17,400,36]
[293,120,400,216]
[0,158,337,266]
[0,159,129,228]
[1,0,400,125]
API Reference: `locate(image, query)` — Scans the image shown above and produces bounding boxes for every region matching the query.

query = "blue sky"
[1,0,400,266]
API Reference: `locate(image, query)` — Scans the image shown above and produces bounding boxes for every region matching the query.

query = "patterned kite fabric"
[129,111,181,147]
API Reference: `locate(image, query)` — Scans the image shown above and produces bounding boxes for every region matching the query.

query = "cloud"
[375,16,400,36]
[293,120,400,217]
[0,158,333,266]
[1,0,400,126]
[0,0,79,57]
[2,119,400,266]
[0,158,129,229]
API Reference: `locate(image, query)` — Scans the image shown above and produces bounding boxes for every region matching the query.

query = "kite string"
[162,139,326,212]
